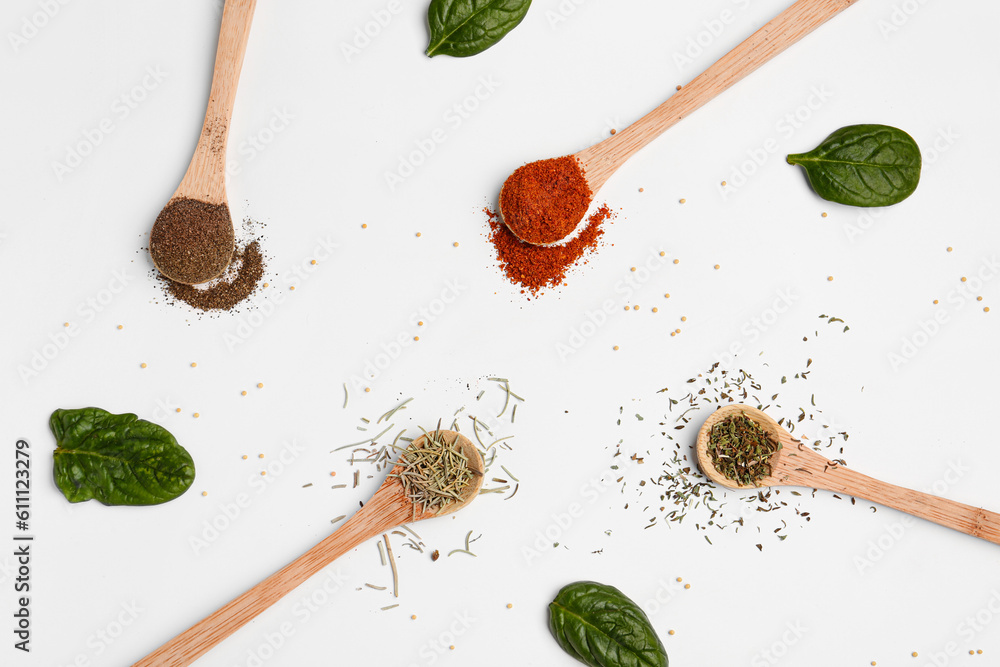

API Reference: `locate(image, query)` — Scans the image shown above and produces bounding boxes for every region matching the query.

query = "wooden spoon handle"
[131,490,409,667]
[780,451,1000,545]
[577,0,861,190]
[176,0,257,204]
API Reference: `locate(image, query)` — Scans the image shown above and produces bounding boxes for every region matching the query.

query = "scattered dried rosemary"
[708,413,781,486]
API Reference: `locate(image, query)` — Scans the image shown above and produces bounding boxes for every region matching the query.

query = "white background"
[3,0,1000,666]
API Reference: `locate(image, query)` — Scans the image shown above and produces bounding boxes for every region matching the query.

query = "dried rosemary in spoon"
[389,428,480,520]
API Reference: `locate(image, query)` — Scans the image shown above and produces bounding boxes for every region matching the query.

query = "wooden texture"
[576,0,861,192]
[173,0,257,205]
[132,431,484,667]
[696,405,1000,546]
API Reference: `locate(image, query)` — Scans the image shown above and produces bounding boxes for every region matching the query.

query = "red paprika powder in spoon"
[499,156,593,246]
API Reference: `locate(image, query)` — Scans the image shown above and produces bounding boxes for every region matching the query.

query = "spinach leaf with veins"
[787,124,921,207]
[426,0,531,58]
[51,407,195,506]
[549,581,668,667]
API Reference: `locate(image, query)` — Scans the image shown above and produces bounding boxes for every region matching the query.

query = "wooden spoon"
[148,0,257,285]
[499,0,862,246]
[696,405,1000,545]
[131,430,485,667]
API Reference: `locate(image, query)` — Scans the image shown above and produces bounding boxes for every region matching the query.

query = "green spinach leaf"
[51,407,195,506]
[787,124,921,207]
[426,0,531,58]
[549,581,668,667]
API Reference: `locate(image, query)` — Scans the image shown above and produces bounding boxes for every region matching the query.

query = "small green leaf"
[787,124,921,207]
[549,581,668,667]
[426,0,531,58]
[51,407,195,506]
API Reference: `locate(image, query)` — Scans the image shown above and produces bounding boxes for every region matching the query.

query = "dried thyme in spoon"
[389,429,480,518]
[707,413,782,487]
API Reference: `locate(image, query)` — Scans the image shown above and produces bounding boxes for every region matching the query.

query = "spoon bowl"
[499,0,864,246]
[696,404,1000,545]
[133,430,483,667]
[148,0,257,285]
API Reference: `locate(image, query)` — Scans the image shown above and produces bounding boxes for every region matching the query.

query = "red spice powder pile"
[499,156,593,245]
[486,204,613,297]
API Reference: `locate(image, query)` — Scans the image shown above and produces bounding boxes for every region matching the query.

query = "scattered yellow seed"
[684,583,691,589]
[659,251,665,257]
[652,307,658,313]
[679,198,686,204]
[365,387,371,393]
[414,336,420,341]
[624,306,630,312]
[633,305,640,311]
[191,362,198,368]
[673,259,680,265]
[668,630,676,636]
[418,321,424,326]
[664,293,671,299]
[193,413,200,418]
[140,363,147,369]
[970,651,975,656]
[259,454,265,459]
[714,264,720,270]
[263,282,269,288]
[912,652,918,658]
[330,471,337,477]
[506,603,513,609]
[670,332,676,337]
[362,223,368,229]
[416,232,422,237]
[676,577,682,582]
[241,390,247,396]
[676,84,682,90]
[827,276,834,282]
[675,328,681,334]
[242,455,248,460]
[261,471,267,477]
[985,307,991,313]
[978,650,983,655]
[449,646,455,651]
[613,346,620,351]
[64,322,69,327]
[610,129,617,135]
[453,242,460,247]
[257,382,264,389]
[872,662,877,666]
[933,299,940,305]
[821,212,828,218]
[630,267,637,272]
[947,246,953,252]
[117,324,123,330]
[638,188,644,193]
[310,259,317,265]
[978,296,984,301]
[681,316,687,322]
[721,180,727,186]
[962,276,968,282]
[175,408,182,413]
[202,491,208,496]
[290,285,296,291]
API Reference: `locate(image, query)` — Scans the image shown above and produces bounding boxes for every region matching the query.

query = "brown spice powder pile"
[499,156,593,245]
[149,198,235,284]
[160,241,265,312]
[486,203,613,297]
